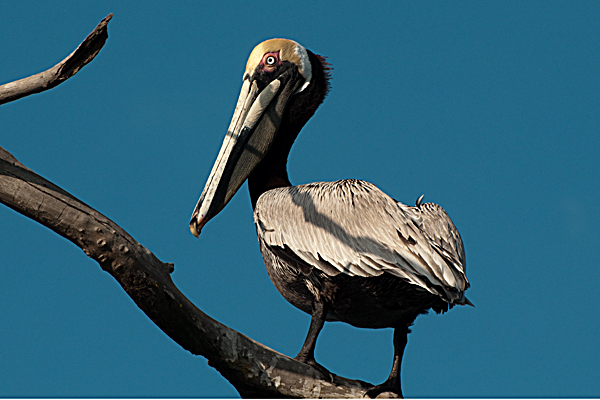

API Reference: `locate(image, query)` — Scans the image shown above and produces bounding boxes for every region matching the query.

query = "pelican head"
[190,39,329,237]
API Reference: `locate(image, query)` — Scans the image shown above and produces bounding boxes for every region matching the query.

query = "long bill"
[189,72,301,237]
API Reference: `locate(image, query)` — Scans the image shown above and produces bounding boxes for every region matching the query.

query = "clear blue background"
[1,1,599,397]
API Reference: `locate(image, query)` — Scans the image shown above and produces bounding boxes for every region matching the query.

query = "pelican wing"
[254,179,468,303]
[400,200,466,275]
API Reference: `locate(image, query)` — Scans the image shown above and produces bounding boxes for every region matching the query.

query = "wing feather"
[254,179,469,303]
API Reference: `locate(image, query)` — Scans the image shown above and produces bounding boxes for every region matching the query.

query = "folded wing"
[254,180,469,303]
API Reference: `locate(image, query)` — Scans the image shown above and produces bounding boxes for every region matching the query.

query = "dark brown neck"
[248,50,331,208]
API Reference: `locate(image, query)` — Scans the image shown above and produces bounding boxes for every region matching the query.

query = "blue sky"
[1,1,599,397]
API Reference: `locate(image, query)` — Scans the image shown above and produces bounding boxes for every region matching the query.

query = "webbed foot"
[294,355,334,383]
[363,379,402,399]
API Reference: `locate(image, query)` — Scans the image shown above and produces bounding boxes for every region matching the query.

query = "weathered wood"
[0,145,378,398]
[0,14,113,105]
[0,14,400,397]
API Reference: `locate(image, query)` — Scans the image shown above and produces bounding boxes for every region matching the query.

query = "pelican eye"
[265,56,276,65]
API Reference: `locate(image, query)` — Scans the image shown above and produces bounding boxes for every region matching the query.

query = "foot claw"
[364,382,402,399]
[295,356,334,383]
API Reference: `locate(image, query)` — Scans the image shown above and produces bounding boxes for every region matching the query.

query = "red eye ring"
[261,52,280,69]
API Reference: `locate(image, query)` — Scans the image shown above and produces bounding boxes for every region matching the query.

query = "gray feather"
[254,179,469,303]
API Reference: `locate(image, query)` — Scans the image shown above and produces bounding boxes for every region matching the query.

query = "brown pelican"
[190,38,470,397]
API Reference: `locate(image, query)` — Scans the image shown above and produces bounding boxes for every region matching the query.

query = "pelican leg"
[295,301,333,380]
[365,326,409,399]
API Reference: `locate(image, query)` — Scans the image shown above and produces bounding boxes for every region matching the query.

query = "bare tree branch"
[0,13,113,105]
[0,146,375,398]
[0,15,382,398]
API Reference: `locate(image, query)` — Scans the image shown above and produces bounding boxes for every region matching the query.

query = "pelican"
[190,38,470,397]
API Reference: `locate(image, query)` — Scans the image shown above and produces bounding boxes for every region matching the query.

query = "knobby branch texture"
[0,14,382,398]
